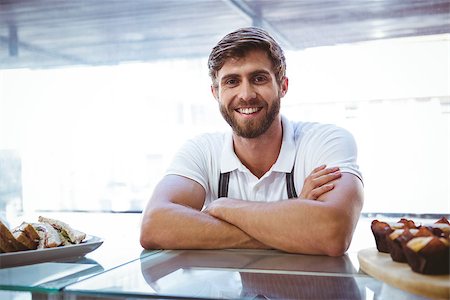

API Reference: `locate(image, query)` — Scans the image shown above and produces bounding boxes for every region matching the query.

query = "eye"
[225,78,239,86]
[253,74,268,84]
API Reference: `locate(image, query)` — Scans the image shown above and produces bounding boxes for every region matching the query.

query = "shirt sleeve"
[165,133,223,195]
[304,124,363,184]
[165,138,210,191]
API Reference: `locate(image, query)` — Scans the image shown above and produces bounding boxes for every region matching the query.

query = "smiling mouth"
[236,107,262,115]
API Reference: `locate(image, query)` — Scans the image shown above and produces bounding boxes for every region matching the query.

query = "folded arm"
[205,173,364,256]
[139,174,269,250]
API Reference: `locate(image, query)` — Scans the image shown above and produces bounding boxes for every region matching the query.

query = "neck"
[233,117,283,178]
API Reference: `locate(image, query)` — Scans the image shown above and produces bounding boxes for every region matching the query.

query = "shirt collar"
[220,130,240,173]
[272,115,296,173]
[220,115,296,174]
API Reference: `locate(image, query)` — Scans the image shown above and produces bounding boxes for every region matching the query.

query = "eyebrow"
[220,69,272,84]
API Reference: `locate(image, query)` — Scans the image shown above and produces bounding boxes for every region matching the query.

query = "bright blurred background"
[1,1,449,217]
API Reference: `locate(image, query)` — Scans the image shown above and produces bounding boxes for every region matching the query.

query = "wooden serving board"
[358,248,450,299]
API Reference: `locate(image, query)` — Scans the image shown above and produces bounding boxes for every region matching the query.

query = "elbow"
[140,230,161,250]
[321,204,360,256]
[281,244,347,256]
[323,238,350,257]
[322,218,354,257]
[284,238,349,256]
[139,209,166,250]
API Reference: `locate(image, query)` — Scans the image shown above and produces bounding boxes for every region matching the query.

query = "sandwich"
[0,216,87,253]
[12,222,40,250]
[31,222,63,248]
[38,216,86,244]
[0,221,28,252]
[1,221,19,252]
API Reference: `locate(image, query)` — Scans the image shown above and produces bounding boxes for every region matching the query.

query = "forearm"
[140,203,269,250]
[208,199,353,255]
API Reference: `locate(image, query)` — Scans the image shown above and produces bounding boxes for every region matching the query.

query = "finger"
[310,166,340,179]
[305,169,341,188]
[312,171,342,187]
[308,183,335,200]
[311,164,327,174]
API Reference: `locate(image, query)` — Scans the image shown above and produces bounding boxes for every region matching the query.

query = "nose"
[238,80,256,101]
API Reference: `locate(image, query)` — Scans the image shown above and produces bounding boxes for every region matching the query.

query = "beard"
[219,96,281,139]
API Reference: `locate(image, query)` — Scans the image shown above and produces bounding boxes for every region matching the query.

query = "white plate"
[0,235,103,268]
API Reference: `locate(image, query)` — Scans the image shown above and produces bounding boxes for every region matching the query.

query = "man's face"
[212,50,287,138]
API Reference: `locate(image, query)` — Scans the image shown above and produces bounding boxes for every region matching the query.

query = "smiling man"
[140,27,364,256]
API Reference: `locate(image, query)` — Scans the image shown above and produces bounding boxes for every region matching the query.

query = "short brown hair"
[208,27,286,88]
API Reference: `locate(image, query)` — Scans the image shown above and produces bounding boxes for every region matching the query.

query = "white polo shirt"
[166,115,362,207]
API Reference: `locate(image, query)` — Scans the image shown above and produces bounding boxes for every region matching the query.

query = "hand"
[299,165,341,200]
[203,199,272,249]
[203,198,239,219]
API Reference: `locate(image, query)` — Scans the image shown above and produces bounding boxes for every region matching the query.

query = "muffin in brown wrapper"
[387,227,434,263]
[371,220,394,253]
[404,236,450,275]
[371,219,411,253]
[387,229,413,262]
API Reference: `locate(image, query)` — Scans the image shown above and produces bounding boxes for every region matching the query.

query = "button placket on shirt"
[252,175,271,201]
[243,171,262,201]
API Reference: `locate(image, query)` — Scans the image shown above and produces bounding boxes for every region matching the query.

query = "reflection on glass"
[139,249,359,276]
[151,268,242,299]
[65,250,392,299]
[139,250,362,299]
[143,266,364,299]
[239,270,360,299]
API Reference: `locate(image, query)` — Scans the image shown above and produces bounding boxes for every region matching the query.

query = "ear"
[211,85,219,101]
[280,76,288,97]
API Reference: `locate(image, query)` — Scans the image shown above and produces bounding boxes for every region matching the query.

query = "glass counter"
[64,248,429,300]
[0,214,439,299]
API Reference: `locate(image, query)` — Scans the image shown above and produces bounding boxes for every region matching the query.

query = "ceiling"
[1,0,449,69]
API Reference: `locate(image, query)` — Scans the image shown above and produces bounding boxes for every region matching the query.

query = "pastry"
[371,219,412,253]
[387,227,434,262]
[404,236,450,275]
[371,220,394,253]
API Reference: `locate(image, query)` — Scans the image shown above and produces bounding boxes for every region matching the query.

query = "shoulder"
[290,120,362,180]
[184,132,227,153]
[173,131,228,163]
[288,120,353,143]
[167,132,227,191]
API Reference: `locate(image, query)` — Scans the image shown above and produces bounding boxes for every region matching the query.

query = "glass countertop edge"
[0,285,62,294]
[60,249,162,291]
[0,262,97,293]
[0,250,161,293]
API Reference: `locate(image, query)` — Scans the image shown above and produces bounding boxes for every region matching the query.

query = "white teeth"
[238,107,259,114]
